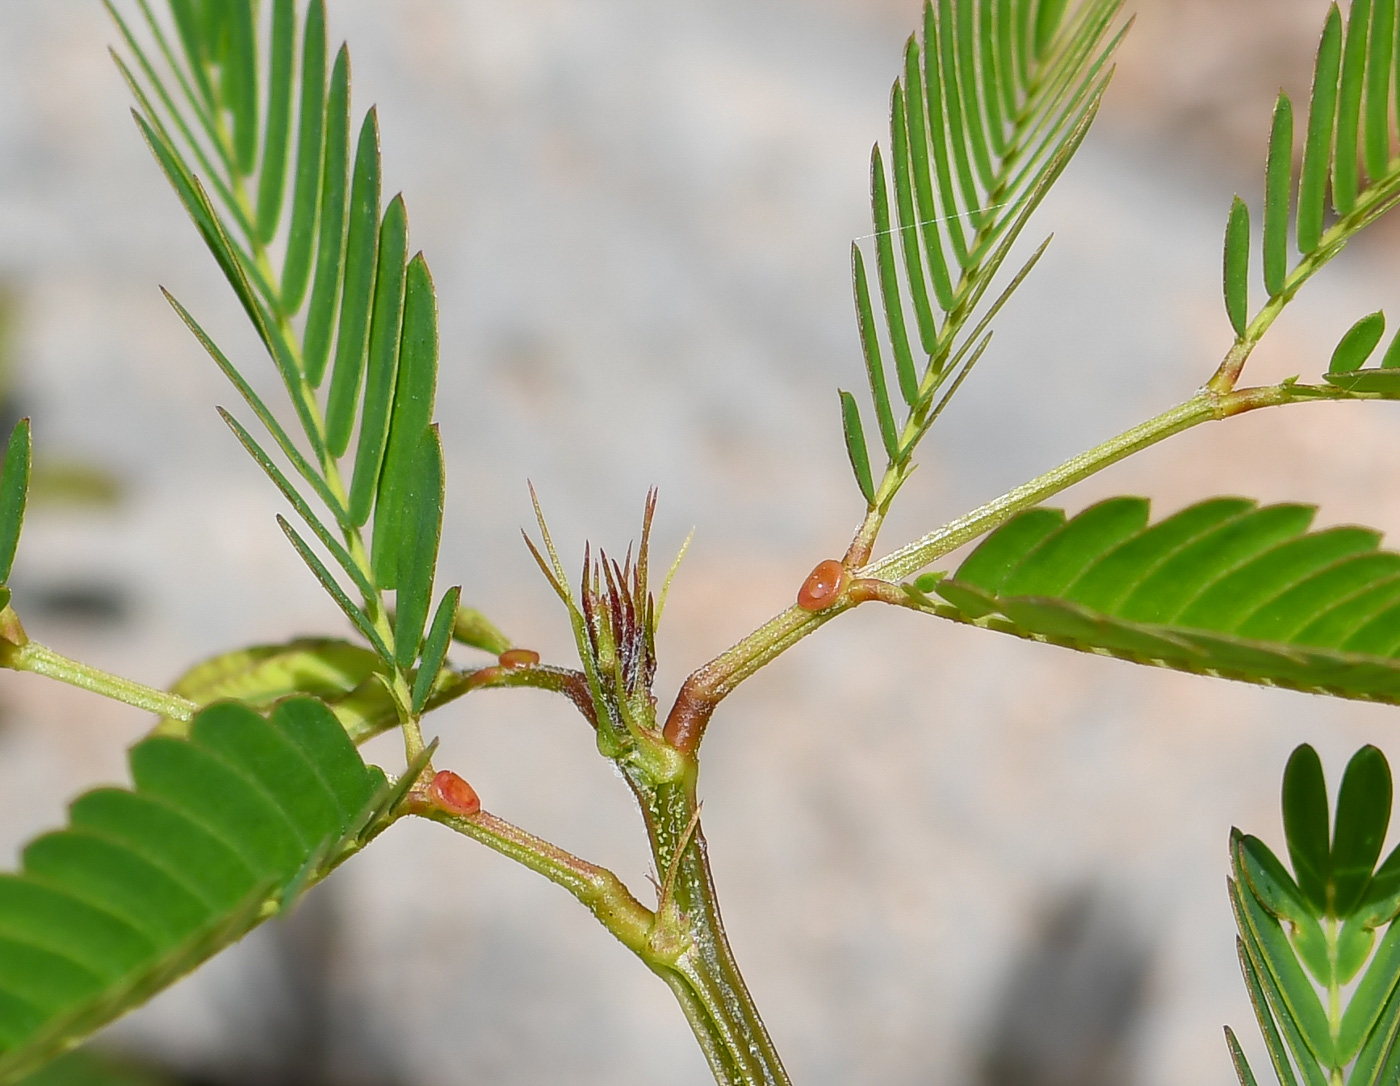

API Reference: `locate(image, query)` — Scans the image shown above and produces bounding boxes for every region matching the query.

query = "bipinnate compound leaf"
[840,0,1127,502]
[925,496,1400,706]
[0,698,395,1084]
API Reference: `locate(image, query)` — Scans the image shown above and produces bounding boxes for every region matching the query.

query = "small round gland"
[429,770,481,817]
[797,559,848,611]
[498,648,541,669]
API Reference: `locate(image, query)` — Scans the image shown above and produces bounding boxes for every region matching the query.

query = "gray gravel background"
[4,2,1400,1084]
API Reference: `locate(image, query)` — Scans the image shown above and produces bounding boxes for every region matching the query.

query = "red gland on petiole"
[429,769,481,816]
[797,559,848,611]
[498,648,541,668]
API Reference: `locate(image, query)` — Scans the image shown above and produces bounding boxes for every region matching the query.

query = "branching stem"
[664,379,1376,752]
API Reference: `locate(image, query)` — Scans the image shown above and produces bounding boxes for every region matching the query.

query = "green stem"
[417,806,656,953]
[421,741,788,1085]
[664,380,1358,752]
[634,773,791,1086]
[0,637,197,721]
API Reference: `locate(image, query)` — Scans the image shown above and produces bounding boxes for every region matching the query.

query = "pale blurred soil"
[1,3,1398,1086]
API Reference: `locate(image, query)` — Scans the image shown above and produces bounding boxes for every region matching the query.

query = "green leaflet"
[348,195,410,527]
[1235,937,1304,1086]
[0,699,392,1083]
[1335,0,1371,216]
[412,586,461,714]
[1332,746,1392,916]
[255,0,295,244]
[1224,197,1250,336]
[927,496,1400,705]
[1225,1026,1262,1086]
[1235,832,1330,984]
[841,0,1124,502]
[325,109,383,458]
[839,390,876,505]
[393,427,445,671]
[1364,0,1395,182]
[225,0,259,176]
[154,636,389,739]
[1263,94,1293,298]
[303,45,351,386]
[1283,745,1331,915]
[1329,311,1387,373]
[0,419,31,587]
[1297,6,1342,255]
[870,145,920,406]
[281,0,326,310]
[452,607,513,656]
[372,254,440,590]
[890,80,941,350]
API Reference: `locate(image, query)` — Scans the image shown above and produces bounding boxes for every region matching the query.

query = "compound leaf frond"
[0,700,393,1084]
[920,496,1400,706]
[843,0,1126,508]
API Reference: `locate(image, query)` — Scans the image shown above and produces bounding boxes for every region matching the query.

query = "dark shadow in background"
[978,887,1152,1086]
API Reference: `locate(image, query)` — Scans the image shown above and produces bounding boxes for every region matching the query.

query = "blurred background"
[4,1,1400,1083]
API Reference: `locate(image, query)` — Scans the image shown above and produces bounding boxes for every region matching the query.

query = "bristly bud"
[580,491,659,735]
[524,489,683,776]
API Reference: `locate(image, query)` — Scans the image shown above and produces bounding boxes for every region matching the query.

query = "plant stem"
[0,637,197,721]
[416,806,656,952]
[664,379,1371,752]
[424,761,789,1085]
[634,772,791,1086]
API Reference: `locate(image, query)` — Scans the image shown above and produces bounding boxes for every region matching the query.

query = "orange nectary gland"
[498,648,541,668]
[429,769,481,816]
[797,559,848,611]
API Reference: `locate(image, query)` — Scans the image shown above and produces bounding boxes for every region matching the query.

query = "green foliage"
[0,418,32,607]
[1221,0,1400,340]
[1330,311,1388,373]
[926,497,1400,704]
[0,698,404,1084]
[1224,197,1251,337]
[107,0,459,690]
[840,0,1125,508]
[1229,745,1400,1086]
[155,637,398,742]
[10,1,1400,1084]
